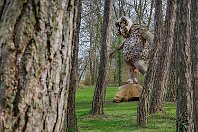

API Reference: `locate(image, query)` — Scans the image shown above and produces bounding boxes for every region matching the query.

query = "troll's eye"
[122,20,128,26]
[115,22,120,27]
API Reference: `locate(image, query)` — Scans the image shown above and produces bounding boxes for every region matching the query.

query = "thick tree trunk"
[190,0,198,131]
[0,0,77,131]
[137,0,163,126]
[67,0,82,132]
[176,0,194,131]
[150,0,176,113]
[91,0,112,115]
[149,0,164,114]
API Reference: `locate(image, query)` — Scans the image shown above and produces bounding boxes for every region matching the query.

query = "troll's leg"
[134,60,147,75]
[128,64,139,84]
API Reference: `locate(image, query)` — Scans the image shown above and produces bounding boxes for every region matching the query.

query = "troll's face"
[115,16,133,38]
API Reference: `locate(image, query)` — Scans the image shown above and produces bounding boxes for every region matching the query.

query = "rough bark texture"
[190,0,198,131]
[0,0,77,131]
[149,0,164,114]
[67,0,81,132]
[150,0,176,113]
[137,77,149,126]
[91,0,112,115]
[137,0,163,126]
[165,0,178,103]
[176,0,194,131]
[165,42,176,102]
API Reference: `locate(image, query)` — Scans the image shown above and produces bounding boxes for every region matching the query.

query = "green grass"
[76,86,176,132]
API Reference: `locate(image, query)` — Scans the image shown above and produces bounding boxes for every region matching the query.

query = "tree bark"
[190,0,198,131]
[67,0,82,132]
[149,0,176,114]
[91,0,112,115]
[0,0,77,131]
[137,78,150,126]
[165,41,176,102]
[176,0,194,131]
[116,37,123,86]
[137,0,163,126]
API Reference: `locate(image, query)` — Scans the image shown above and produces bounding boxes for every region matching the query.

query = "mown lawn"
[76,86,176,132]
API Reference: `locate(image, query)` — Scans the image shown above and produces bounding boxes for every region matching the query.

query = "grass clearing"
[76,86,176,132]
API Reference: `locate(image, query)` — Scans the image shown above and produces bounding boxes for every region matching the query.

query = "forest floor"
[76,86,176,132]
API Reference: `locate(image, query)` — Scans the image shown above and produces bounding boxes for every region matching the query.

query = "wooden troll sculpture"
[113,16,154,84]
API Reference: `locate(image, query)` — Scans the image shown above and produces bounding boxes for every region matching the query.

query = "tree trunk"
[165,0,178,103]
[190,0,198,131]
[137,77,150,126]
[0,0,77,131]
[91,0,112,115]
[115,2,124,86]
[89,27,95,85]
[137,0,163,126]
[67,0,82,132]
[117,51,122,86]
[116,37,122,86]
[176,0,194,131]
[147,0,155,29]
[165,40,176,102]
[149,0,176,114]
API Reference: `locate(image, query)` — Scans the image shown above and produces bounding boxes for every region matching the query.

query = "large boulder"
[113,83,142,103]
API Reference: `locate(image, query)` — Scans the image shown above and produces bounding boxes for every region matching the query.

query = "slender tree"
[175,0,194,131]
[91,0,113,115]
[190,0,198,130]
[115,0,125,85]
[147,0,155,29]
[89,0,97,85]
[165,0,177,104]
[67,0,82,131]
[165,40,176,102]
[149,0,176,113]
[0,0,78,131]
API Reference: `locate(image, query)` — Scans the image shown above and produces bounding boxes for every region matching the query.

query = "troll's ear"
[121,17,129,26]
[115,22,120,27]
